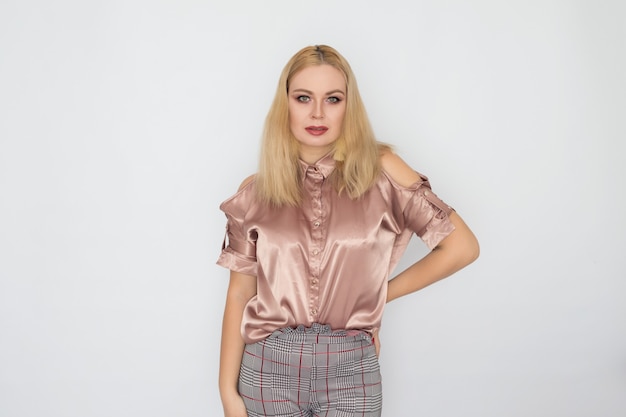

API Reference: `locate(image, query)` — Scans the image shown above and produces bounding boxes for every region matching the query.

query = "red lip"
[305,126,329,136]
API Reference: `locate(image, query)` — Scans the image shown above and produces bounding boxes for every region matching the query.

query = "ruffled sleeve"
[216,181,258,276]
[384,171,456,250]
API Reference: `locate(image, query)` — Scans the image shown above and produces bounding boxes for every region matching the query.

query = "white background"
[1,1,625,416]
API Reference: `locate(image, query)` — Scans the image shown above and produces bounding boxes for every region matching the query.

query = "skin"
[220,269,256,417]
[287,65,347,164]
[219,65,480,417]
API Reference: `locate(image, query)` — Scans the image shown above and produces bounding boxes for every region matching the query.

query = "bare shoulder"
[238,174,256,191]
[379,149,421,187]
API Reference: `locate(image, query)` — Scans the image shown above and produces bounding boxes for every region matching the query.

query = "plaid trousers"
[239,323,383,417]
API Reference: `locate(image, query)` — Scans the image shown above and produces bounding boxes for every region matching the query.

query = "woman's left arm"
[380,150,479,303]
[386,211,479,303]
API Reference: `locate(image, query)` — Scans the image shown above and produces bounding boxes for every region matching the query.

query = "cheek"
[288,105,304,123]
[334,107,347,125]
[287,108,302,135]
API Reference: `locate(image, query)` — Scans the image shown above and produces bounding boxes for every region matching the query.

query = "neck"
[298,145,333,165]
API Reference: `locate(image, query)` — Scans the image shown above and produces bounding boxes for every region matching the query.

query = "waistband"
[267,323,372,345]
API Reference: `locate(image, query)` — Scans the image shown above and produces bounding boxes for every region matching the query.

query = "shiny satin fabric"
[217,153,455,344]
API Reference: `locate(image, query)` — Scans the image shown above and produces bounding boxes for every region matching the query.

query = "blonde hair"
[257,45,387,206]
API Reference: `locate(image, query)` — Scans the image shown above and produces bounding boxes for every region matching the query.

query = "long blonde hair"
[257,45,385,206]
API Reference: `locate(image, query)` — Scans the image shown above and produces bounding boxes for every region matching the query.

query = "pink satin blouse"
[217,153,455,344]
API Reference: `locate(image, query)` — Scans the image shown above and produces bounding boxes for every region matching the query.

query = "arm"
[380,151,479,303]
[219,271,256,417]
[387,211,479,302]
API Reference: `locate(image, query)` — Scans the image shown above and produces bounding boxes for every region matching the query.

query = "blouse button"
[312,249,319,255]
[310,308,318,315]
[313,220,321,228]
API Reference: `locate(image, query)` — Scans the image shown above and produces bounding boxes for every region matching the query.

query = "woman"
[218,45,479,417]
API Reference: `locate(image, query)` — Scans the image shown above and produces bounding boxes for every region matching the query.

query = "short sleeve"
[216,182,258,276]
[384,171,456,250]
[403,174,455,249]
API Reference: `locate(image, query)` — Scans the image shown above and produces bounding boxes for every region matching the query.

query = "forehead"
[289,65,346,92]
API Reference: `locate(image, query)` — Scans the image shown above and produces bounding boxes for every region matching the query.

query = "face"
[288,64,347,163]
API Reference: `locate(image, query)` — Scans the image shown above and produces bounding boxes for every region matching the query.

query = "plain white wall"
[1,1,624,416]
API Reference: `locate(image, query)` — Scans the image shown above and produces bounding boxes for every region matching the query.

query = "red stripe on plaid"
[297,342,303,407]
[361,341,366,417]
[260,342,267,416]
[238,393,291,403]
[325,343,330,417]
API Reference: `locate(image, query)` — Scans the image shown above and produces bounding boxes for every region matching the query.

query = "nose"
[311,101,324,119]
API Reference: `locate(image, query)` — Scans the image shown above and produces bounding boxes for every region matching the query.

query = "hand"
[222,392,248,417]
[372,329,381,357]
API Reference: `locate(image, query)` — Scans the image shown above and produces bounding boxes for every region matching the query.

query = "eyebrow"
[291,88,346,96]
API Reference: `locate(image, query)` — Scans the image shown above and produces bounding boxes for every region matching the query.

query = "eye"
[326,96,342,104]
[296,95,311,103]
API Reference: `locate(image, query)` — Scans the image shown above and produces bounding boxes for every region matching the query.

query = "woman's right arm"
[219,271,257,417]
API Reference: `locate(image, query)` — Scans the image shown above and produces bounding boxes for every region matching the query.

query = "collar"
[298,151,337,179]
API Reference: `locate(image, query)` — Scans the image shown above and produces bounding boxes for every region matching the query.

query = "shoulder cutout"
[238,174,256,191]
[380,151,421,188]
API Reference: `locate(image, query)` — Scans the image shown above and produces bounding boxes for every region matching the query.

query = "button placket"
[304,165,326,320]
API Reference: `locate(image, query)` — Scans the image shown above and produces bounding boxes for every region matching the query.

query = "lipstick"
[305,126,328,136]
